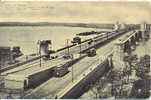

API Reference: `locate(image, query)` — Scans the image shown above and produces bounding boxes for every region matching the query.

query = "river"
[0,26,104,55]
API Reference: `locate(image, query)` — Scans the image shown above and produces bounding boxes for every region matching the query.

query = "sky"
[0,2,151,24]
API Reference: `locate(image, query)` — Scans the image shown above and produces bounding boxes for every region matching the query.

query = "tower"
[114,40,124,61]
[113,40,125,70]
[39,40,52,56]
[140,23,150,55]
[141,23,150,41]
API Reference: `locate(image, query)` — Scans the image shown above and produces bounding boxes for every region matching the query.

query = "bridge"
[114,24,150,57]
[0,23,150,99]
[24,30,141,99]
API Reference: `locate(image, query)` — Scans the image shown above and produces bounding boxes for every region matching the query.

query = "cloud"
[0,2,150,24]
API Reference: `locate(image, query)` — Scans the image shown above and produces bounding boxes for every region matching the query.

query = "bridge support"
[114,40,124,61]
[130,36,136,45]
[137,31,143,40]
[113,40,125,69]
[124,41,131,54]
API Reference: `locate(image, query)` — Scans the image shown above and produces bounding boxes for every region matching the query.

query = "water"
[0,26,101,55]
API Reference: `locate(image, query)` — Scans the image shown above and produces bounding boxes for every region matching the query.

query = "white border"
[1,0,151,2]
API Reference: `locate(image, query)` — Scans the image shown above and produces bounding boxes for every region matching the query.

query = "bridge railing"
[56,51,114,99]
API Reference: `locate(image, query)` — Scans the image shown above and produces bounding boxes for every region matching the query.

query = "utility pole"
[37,42,39,55]
[65,39,70,57]
[107,32,109,40]
[71,54,74,82]
[0,57,1,84]
[79,43,81,57]
[85,36,87,50]
[72,63,74,82]
[40,48,42,67]
[67,39,70,56]
[39,40,42,67]
[26,55,28,61]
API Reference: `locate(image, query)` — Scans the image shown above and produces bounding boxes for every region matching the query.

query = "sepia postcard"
[0,1,151,99]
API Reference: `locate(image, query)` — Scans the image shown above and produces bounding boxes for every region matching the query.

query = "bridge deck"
[24,30,135,99]
[2,57,72,76]
[119,30,139,44]
[0,32,107,74]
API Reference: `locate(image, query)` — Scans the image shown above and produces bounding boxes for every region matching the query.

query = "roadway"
[24,30,135,99]
[2,56,72,76]
[1,29,131,74]
[1,33,102,74]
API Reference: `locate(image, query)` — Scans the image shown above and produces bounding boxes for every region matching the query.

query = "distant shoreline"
[0,22,114,29]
